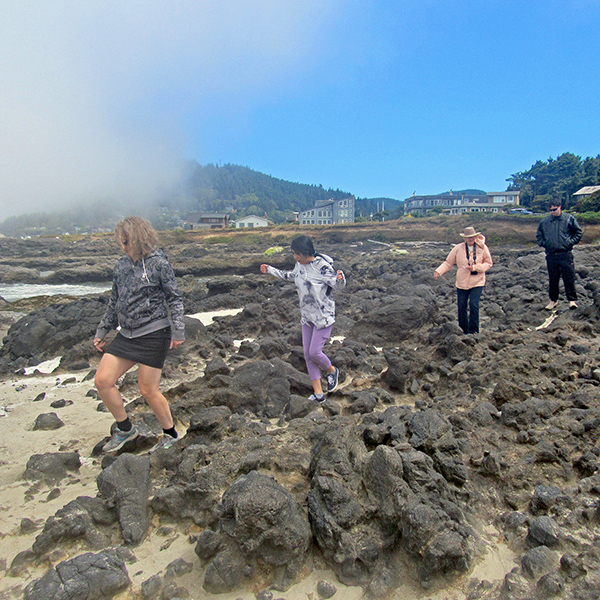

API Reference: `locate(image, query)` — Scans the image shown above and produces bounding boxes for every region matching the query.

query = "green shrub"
[264,246,284,256]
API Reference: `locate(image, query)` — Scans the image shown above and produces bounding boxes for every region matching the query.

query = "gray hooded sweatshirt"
[266,254,346,329]
[95,249,185,341]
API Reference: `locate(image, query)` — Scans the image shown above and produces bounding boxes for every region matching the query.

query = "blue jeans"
[456,286,484,334]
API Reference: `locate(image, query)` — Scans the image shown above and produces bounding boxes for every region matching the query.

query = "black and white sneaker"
[326,367,339,393]
[309,393,326,404]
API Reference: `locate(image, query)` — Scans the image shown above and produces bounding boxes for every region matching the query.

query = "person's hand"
[93,338,105,352]
[433,271,440,280]
[260,264,268,274]
[170,340,184,349]
[336,270,344,280]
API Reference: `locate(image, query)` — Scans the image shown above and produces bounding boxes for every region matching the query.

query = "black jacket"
[536,212,582,254]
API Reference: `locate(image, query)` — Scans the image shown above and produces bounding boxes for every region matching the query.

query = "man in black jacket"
[536,199,583,310]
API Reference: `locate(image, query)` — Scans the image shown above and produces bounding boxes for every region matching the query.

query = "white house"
[232,215,271,228]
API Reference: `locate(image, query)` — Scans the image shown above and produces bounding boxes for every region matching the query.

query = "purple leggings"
[302,323,333,381]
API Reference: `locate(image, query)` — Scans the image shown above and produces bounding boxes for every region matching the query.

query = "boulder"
[204,471,310,592]
[23,550,130,600]
[97,454,151,545]
[24,452,81,485]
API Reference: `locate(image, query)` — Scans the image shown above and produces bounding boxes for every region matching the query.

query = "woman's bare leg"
[95,354,136,422]
[137,364,174,429]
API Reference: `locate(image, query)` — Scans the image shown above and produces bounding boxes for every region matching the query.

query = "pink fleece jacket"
[435,234,493,290]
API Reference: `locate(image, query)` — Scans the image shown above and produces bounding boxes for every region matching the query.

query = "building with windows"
[232,215,271,228]
[184,213,230,229]
[299,197,355,225]
[404,191,520,216]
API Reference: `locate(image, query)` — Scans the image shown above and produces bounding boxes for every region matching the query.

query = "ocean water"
[0,282,112,302]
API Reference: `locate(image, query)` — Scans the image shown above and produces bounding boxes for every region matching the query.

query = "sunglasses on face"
[549,207,560,212]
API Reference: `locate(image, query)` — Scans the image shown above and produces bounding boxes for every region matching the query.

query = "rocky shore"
[2,224,600,600]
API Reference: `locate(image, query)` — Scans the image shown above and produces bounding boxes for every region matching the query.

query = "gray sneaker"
[102,425,139,453]
[154,434,178,451]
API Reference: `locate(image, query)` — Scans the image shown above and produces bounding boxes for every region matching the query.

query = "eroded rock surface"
[6,236,600,599]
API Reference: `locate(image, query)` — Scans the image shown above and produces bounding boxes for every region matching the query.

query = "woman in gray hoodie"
[260,235,346,403]
[94,217,185,453]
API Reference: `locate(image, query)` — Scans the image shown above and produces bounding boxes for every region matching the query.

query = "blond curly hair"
[115,216,158,260]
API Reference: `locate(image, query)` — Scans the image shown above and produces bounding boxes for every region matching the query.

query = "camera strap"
[465,242,476,267]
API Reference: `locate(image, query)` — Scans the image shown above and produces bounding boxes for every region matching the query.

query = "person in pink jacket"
[434,226,493,334]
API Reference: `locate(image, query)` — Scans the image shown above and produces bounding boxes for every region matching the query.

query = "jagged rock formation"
[4,234,600,599]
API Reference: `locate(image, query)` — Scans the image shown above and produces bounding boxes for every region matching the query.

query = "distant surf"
[0,282,112,302]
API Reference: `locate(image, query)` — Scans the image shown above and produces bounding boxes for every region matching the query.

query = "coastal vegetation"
[508,152,600,211]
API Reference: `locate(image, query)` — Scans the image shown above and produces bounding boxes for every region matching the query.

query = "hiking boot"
[102,425,139,453]
[309,393,326,404]
[569,301,578,309]
[545,300,558,310]
[326,367,339,393]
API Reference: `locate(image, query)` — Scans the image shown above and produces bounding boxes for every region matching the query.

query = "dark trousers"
[456,286,484,334]
[546,251,577,301]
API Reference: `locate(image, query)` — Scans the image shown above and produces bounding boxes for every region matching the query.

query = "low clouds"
[0,1,340,220]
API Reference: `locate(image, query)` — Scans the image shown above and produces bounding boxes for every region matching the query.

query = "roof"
[573,186,600,196]
[185,212,229,221]
[232,215,270,223]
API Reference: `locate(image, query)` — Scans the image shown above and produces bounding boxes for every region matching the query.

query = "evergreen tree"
[507,152,600,209]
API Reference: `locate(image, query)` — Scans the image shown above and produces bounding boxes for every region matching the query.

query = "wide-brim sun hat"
[459,226,481,238]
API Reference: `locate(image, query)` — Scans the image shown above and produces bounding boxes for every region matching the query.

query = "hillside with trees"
[175,162,403,222]
[2,153,600,238]
[0,162,403,237]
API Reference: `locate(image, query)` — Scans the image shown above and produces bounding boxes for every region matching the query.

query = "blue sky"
[1,0,599,219]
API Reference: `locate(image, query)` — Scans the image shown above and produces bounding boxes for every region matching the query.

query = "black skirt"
[105,327,171,369]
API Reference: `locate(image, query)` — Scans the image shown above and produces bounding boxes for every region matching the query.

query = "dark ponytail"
[290,235,316,258]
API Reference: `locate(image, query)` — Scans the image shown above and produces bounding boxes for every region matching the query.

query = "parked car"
[509,208,533,214]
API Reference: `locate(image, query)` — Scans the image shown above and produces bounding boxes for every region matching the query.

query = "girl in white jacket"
[261,236,346,402]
